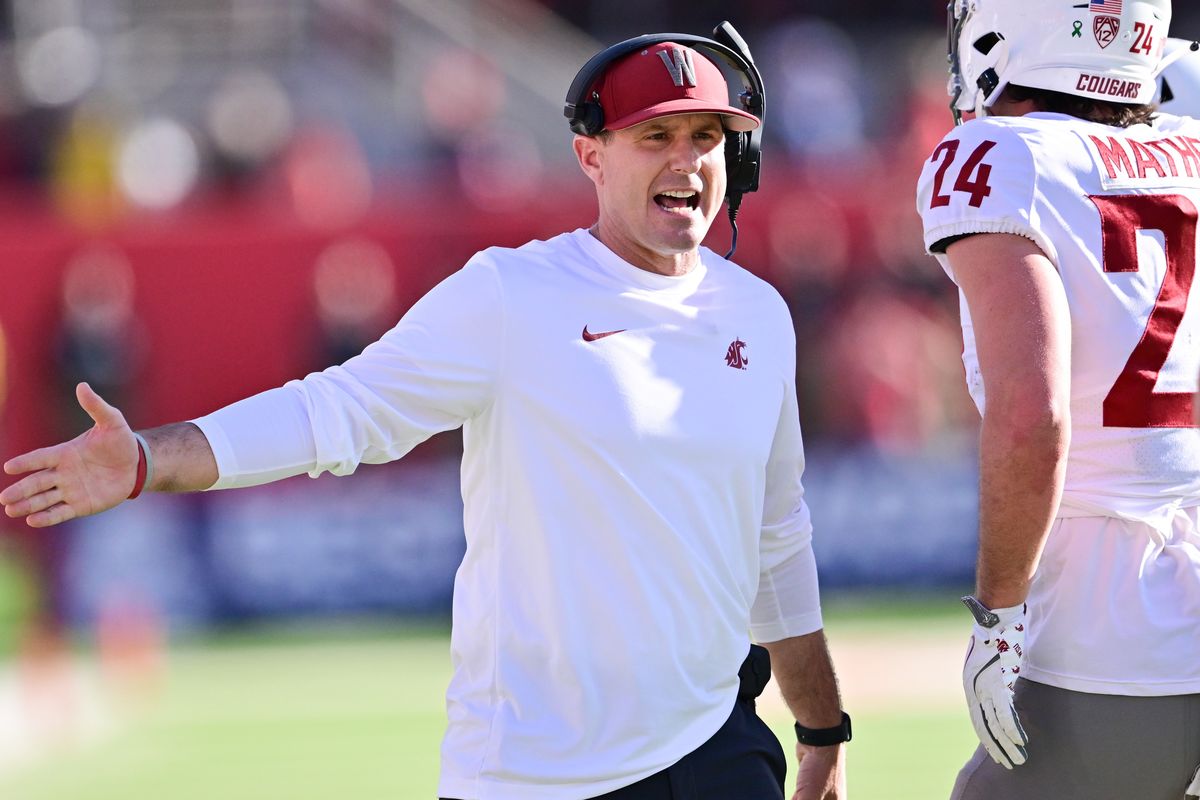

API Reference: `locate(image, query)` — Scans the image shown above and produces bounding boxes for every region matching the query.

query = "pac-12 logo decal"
[724,339,749,370]
[1093,15,1120,49]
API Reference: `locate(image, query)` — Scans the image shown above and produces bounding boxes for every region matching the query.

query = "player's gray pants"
[951,679,1200,800]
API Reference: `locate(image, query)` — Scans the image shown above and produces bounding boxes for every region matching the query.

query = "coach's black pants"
[441,644,787,800]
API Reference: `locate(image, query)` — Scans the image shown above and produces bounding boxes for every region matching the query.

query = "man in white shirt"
[919,2,1200,798]
[1,31,847,800]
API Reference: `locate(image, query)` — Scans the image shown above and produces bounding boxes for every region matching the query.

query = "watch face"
[962,595,1000,628]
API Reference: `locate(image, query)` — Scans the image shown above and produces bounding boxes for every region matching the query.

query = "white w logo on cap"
[657,48,697,87]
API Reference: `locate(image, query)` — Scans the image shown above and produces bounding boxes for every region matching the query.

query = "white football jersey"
[918,112,1200,530]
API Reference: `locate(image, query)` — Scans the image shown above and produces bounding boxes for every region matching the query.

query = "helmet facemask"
[947,1,967,124]
[947,0,1007,126]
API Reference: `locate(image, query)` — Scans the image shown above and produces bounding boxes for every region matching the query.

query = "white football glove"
[1186,762,1200,799]
[961,596,1029,770]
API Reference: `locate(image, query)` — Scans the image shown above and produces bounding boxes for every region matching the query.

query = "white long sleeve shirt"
[193,228,822,800]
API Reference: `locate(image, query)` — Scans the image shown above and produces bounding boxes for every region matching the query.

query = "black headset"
[563,22,766,257]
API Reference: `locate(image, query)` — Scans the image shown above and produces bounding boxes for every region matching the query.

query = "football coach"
[1,24,849,800]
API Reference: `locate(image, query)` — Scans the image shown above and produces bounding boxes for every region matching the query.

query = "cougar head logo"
[725,339,749,370]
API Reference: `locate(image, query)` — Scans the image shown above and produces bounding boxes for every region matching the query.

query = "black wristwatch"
[794,712,852,747]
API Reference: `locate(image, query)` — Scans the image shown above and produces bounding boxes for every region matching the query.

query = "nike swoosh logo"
[582,325,626,342]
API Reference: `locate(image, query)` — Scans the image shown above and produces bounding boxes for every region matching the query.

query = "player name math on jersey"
[1089,133,1200,189]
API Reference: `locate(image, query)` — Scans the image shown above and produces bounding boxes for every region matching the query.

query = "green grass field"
[0,595,974,799]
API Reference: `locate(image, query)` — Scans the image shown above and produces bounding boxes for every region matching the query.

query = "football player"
[918,2,1200,798]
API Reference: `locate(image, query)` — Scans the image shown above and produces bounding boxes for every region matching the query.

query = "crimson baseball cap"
[595,42,760,132]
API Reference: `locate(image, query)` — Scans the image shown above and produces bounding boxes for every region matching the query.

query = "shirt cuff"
[189,384,320,490]
[191,414,240,490]
[750,545,824,643]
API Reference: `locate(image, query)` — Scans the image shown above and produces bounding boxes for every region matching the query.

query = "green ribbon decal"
[1072,20,1083,37]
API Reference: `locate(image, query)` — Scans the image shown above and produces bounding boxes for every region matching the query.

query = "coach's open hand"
[794,741,845,799]
[961,602,1028,770]
[1,382,138,527]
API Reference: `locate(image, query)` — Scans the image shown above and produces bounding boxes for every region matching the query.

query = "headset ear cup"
[569,100,604,136]
[724,130,747,197]
[740,133,762,195]
[578,102,605,136]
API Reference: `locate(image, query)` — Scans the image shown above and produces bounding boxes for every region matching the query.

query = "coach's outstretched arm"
[0,382,218,527]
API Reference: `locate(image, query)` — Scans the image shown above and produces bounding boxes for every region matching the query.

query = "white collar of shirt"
[571,228,710,294]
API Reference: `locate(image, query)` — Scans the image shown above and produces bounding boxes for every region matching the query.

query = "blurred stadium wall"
[1,0,1197,633]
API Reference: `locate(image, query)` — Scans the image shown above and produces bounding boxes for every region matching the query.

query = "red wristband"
[128,437,148,500]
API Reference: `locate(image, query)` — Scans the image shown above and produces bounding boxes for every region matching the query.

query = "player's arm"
[947,232,1071,609]
[1,382,218,527]
[918,124,1063,769]
[764,632,846,800]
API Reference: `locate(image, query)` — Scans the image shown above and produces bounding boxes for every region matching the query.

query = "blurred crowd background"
[1,0,1198,658]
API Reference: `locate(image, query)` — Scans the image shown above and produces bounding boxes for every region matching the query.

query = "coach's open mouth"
[654,190,700,212]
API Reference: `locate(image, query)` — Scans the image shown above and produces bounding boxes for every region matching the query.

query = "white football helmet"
[1159,37,1200,115]
[948,0,1173,124]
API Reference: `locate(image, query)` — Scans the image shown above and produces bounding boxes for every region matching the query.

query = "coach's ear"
[573,133,605,187]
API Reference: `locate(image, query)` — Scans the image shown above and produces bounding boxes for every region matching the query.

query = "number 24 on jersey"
[929,140,998,209]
